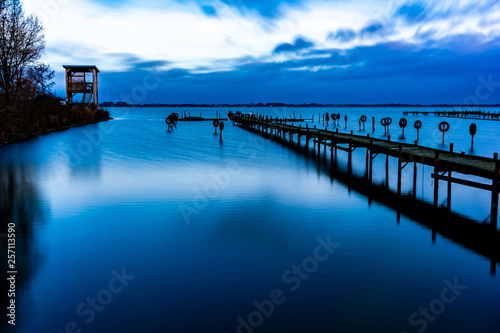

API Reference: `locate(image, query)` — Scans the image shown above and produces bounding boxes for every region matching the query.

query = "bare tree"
[27,63,54,97]
[0,0,45,105]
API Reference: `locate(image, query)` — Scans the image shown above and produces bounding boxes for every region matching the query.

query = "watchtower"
[63,65,99,106]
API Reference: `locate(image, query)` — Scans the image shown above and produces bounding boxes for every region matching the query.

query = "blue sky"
[24,0,500,104]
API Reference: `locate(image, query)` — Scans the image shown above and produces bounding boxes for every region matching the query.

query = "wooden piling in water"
[492,153,499,229]
[229,113,500,229]
[398,145,403,197]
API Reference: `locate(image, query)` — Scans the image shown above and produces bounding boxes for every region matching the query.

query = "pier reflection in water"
[1,107,499,333]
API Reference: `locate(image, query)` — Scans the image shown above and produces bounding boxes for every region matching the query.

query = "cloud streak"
[21,0,500,103]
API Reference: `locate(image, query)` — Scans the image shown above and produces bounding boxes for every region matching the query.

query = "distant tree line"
[101,101,500,108]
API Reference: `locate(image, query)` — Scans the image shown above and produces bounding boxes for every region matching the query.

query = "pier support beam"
[413,162,418,198]
[491,155,499,229]
[434,152,439,208]
[385,154,389,189]
[348,139,353,177]
[397,145,403,197]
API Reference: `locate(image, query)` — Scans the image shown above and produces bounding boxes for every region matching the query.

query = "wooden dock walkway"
[230,114,500,229]
[178,116,228,121]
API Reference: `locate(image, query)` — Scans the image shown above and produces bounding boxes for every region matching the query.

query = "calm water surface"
[1,107,499,333]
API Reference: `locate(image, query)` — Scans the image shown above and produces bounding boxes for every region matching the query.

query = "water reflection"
[0,164,47,332]
[65,127,103,180]
[245,126,500,274]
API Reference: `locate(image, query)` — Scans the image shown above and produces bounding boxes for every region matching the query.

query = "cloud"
[219,0,304,17]
[328,29,357,43]
[273,37,314,53]
[395,2,428,23]
[360,23,385,37]
[134,60,171,70]
[200,5,218,17]
[19,0,500,103]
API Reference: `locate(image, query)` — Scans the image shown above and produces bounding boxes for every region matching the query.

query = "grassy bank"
[0,95,111,147]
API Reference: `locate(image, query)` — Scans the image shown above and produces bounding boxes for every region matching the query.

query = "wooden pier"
[230,114,500,229]
[403,110,500,120]
[178,116,228,121]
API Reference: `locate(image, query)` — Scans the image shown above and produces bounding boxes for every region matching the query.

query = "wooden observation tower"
[63,65,99,107]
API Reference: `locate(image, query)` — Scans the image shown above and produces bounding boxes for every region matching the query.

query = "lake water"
[1,106,499,333]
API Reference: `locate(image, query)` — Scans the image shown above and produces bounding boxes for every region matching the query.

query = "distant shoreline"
[101,102,500,108]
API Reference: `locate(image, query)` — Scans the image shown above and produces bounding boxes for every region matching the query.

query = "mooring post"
[397,144,403,197]
[491,153,499,229]
[369,140,373,185]
[348,139,353,176]
[385,154,389,189]
[330,134,334,161]
[434,152,440,207]
[317,133,321,156]
[324,128,327,152]
[413,159,418,198]
[365,142,370,180]
[448,144,454,211]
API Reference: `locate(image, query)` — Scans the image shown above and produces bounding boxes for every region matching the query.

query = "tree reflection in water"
[0,164,46,331]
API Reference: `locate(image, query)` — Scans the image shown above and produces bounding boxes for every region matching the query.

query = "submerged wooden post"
[369,140,374,185]
[330,134,334,161]
[317,133,321,156]
[448,144,454,211]
[434,152,440,207]
[365,145,370,180]
[385,154,389,189]
[413,160,418,198]
[348,139,353,176]
[491,153,499,229]
[397,145,403,197]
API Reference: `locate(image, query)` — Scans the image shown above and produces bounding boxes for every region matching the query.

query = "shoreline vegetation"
[101,102,500,108]
[0,0,111,148]
[0,94,111,148]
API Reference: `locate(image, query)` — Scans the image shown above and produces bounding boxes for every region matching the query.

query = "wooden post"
[434,152,439,207]
[397,145,403,197]
[413,161,418,198]
[448,144,453,211]
[324,129,327,152]
[317,134,321,156]
[330,134,334,161]
[491,153,499,229]
[348,139,353,176]
[385,154,389,189]
[365,146,370,180]
[369,140,373,185]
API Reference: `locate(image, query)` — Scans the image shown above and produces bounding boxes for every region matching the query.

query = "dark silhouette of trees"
[0,0,47,105]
